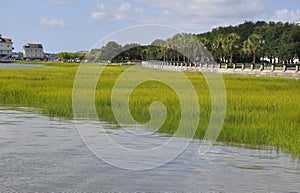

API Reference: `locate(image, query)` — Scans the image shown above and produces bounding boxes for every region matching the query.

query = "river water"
[0,63,50,69]
[0,107,299,192]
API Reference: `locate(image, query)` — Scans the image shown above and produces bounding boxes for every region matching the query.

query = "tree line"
[196,21,300,64]
[57,52,86,61]
[58,21,300,64]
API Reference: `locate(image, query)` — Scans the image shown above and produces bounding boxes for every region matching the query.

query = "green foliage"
[196,21,299,63]
[222,33,241,63]
[100,41,122,61]
[58,52,86,61]
[84,22,299,64]
[279,25,300,62]
[243,34,263,63]
[211,34,224,63]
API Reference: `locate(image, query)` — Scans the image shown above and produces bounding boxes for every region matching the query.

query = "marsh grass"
[1,62,300,156]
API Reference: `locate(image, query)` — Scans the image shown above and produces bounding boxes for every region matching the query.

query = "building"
[0,34,13,59]
[23,43,44,60]
[297,21,300,26]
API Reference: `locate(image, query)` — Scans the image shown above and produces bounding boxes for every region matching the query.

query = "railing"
[142,61,300,78]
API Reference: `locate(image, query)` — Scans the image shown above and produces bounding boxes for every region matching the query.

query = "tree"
[193,36,207,63]
[171,34,184,62]
[290,26,300,60]
[212,35,224,63]
[151,39,167,61]
[279,25,300,63]
[222,33,241,63]
[81,21,300,64]
[77,53,86,60]
[264,22,285,63]
[57,52,86,61]
[58,52,70,60]
[121,43,142,60]
[196,36,210,49]
[243,34,263,63]
[165,37,174,62]
[100,41,122,62]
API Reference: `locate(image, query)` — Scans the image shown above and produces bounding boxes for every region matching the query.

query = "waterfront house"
[0,34,14,59]
[23,43,44,61]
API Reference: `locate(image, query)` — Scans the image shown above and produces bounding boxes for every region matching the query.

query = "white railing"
[142,61,300,78]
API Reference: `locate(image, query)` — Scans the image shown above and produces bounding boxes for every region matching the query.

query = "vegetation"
[196,21,300,64]
[78,21,300,65]
[57,52,86,61]
[222,33,241,64]
[0,62,300,157]
[242,34,263,64]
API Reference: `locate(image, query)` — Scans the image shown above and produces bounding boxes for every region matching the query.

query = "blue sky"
[2,0,300,53]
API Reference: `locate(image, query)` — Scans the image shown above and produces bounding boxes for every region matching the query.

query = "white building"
[0,34,13,59]
[23,43,44,60]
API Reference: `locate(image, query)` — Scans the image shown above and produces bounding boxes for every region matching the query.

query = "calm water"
[0,63,49,69]
[0,107,299,192]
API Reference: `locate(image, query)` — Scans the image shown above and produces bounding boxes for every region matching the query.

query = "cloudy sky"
[2,0,300,53]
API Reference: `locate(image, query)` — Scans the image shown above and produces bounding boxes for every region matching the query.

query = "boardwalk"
[142,61,300,79]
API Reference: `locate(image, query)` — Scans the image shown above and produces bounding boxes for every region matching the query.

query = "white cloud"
[137,0,271,31]
[271,9,300,23]
[88,0,300,31]
[39,18,66,27]
[118,3,132,12]
[48,0,82,5]
[90,11,107,20]
[48,0,68,5]
[90,3,144,21]
[89,0,272,31]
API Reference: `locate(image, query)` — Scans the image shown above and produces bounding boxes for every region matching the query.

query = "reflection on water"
[0,63,50,69]
[0,107,299,192]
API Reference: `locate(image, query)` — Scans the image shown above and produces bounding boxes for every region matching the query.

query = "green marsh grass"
[0,62,300,156]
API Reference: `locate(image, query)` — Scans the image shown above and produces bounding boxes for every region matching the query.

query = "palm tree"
[171,33,184,62]
[194,37,208,64]
[212,35,224,63]
[151,39,166,62]
[222,33,241,63]
[197,37,210,48]
[243,34,263,64]
[184,34,195,64]
[176,33,192,63]
[165,38,173,62]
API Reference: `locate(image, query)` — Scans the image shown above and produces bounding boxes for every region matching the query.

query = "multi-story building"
[0,34,13,59]
[23,43,44,60]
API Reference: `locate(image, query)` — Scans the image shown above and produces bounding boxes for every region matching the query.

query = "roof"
[0,35,13,43]
[23,43,43,48]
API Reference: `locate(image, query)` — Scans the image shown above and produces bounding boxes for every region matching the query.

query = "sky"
[2,0,300,53]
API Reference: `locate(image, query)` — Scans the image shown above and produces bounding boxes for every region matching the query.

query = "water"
[0,63,50,69]
[0,107,299,192]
